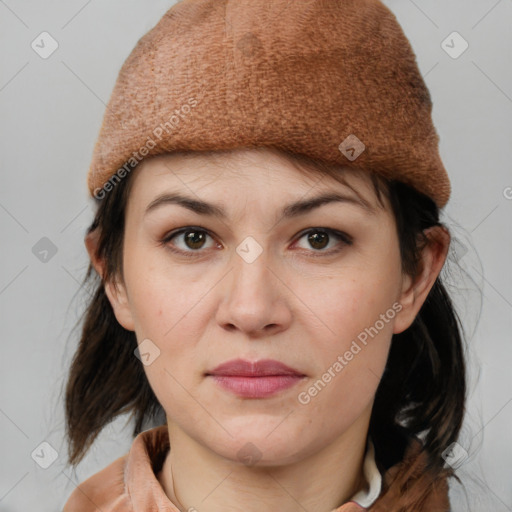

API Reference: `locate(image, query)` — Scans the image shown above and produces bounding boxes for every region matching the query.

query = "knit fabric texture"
[87,0,451,209]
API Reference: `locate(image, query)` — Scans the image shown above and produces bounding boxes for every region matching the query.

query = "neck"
[158,413,371,512]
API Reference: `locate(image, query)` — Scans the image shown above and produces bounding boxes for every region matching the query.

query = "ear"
[393,225,450,334]
[84,229,135,331]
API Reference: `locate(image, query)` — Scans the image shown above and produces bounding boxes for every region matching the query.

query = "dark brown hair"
[64,149,466,495]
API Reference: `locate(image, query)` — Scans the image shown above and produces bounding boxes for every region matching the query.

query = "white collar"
[349,437,382,508]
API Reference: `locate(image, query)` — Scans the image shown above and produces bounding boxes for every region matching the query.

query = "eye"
[161,226,352,257]
[162,227,218,255]
[293,228,352,255]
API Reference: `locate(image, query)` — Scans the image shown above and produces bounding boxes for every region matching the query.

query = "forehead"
[127,147,387,213]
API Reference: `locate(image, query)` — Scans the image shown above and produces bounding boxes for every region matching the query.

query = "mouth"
[205,358,306,398]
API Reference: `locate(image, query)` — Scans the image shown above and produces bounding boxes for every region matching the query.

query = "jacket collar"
[63,424,450,511]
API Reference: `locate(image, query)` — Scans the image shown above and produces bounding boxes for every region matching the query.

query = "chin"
[205,429,312,467]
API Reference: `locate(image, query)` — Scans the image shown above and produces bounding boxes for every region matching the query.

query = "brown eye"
[183,230,207,250]
[307,231,329,250]
[163,227,217,254]
[294,228,352,254]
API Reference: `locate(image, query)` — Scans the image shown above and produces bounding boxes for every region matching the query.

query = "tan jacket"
[63,425,450,511]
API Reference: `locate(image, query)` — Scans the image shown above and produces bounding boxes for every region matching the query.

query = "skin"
[86,146,450,512]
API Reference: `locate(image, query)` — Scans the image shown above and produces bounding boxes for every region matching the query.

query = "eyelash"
[159,226,353,258]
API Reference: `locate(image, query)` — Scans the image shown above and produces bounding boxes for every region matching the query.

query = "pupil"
[309,231,328,250]
[185,231,205,249]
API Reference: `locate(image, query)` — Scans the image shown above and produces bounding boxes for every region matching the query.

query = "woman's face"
[105,147,420,465]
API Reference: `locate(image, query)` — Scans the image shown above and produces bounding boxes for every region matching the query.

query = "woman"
[63,0,466,510]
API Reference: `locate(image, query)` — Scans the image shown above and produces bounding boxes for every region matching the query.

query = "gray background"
[1,0,511,510]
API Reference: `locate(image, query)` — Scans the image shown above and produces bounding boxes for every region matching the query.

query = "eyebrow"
[144,190,378,221]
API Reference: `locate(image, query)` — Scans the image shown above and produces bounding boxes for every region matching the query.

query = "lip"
[206,358,304,377]
[205,359,306,398]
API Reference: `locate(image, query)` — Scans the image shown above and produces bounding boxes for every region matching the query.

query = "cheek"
[124,247,207,340]
[125,261,211,423]
[296,267,399,353]
[292,268,399,414]
[123,251,215,396]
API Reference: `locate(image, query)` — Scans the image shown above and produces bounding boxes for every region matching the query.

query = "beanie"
[87,0,451,209]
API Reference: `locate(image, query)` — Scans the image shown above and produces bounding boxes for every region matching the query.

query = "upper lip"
[206,358,305,377]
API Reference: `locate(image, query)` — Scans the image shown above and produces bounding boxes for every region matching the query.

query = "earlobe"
[393,226,450,335]
[84,229,136,332]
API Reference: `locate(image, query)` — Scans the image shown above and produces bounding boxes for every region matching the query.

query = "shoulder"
[62,453,131,512]
[62,425,170,512]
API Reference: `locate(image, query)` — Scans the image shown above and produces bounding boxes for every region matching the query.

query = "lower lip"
[208,375,304,398]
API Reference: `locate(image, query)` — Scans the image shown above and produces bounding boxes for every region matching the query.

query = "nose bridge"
[231,235,275,306]
[216,235,290,334]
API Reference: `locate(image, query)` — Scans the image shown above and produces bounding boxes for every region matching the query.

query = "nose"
[214,245,293,338]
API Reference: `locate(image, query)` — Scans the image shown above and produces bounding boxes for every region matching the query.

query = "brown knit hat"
[88,0,451,209]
